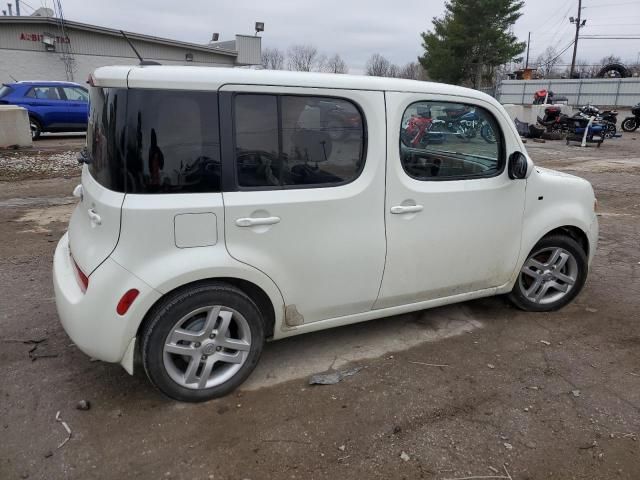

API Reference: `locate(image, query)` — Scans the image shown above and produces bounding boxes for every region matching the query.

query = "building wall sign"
[20,32,70,43]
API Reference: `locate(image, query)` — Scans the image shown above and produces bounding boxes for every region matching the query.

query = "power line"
[583,1,639,8]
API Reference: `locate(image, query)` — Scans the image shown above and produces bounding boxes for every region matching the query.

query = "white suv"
[53,66,598,402]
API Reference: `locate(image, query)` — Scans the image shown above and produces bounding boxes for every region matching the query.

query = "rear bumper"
[53,233,161,365]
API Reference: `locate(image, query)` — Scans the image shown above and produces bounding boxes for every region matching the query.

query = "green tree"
[419,0,525,88]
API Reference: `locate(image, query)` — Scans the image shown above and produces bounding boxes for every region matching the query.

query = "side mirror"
[508,151,531,179]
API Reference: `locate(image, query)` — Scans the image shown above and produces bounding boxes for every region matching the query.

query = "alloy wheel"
[163,305,252,390]
[518,247,578,305]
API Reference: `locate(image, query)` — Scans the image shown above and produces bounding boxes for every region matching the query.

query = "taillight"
[116,289,140,316]
[71,254,89,293]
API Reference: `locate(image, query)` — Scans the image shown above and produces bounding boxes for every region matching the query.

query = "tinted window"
[87,87,127,192]
[27,86,62,100]
[125,90,221,194]
[234,94,365,188]
[234,95,280,187]
[62,87,88,101]
[400,101,503,181]
[0,85,13,98]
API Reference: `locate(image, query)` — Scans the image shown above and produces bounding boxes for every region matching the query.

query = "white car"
[53,66,598,402]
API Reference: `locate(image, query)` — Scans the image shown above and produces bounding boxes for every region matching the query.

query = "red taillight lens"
[71,255,89,293]
[116,289,140,316]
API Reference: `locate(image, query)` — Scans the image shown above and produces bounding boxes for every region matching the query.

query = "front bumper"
[53,233,161,365]
[588,213,599,267]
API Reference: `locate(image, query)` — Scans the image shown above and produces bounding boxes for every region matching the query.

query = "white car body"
[53,66,598,377]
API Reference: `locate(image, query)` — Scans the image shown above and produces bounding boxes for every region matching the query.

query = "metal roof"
[0,16,238,57]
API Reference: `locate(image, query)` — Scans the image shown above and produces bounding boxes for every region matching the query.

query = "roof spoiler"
[120,30,161,66]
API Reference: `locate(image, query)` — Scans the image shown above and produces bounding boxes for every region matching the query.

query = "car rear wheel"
[508,234,588,312]
[141,282,265,402]
[29,118,42,140]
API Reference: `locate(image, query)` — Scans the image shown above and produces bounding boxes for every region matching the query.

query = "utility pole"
[569,0,586,78]
[525,32,531,69]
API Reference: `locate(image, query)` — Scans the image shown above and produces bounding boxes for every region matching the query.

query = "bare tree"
[365,53,392,77]
[287,45,319,72]
[323,53,349,74]
[261,47,285,70]
[535,46,561,78]
[396,62,428,80]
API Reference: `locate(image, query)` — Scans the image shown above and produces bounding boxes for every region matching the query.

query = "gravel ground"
[0,134,639,480]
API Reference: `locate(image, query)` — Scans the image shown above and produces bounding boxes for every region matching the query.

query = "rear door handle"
[390,205,423,214]
[87,208,102,226]
[235,216,281,227]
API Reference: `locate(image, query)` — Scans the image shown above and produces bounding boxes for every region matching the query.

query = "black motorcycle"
[621,103,640,132]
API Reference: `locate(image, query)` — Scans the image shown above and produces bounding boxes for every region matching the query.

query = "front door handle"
[390,205,423,214]
[235,216,281,227]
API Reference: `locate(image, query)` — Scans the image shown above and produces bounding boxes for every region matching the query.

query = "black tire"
[604,122,616,138]
[480,123,496,143]
[621,117,638,132]
[29,117,42,140]
[141,282,265,402]
[508,234,588,312]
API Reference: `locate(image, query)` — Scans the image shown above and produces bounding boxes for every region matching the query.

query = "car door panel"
[376,92,526,309]
[221,86,387,325]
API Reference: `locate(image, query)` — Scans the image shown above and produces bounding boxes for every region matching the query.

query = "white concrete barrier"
[502,103,573,125]
[0,105,32,148]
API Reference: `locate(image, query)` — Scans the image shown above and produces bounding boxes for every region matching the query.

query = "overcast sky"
[25,0,640,73]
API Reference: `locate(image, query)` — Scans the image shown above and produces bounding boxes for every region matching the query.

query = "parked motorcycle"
[437,107,496,143]
[578,105,617,138]
[537,106,571,133]
[533,89,568,105]
[621,103,640,132]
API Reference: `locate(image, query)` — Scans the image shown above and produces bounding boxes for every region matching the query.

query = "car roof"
[6,81,86,88]
[92,65,497,105]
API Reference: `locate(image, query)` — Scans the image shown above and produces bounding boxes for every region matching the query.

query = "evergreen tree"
[419,0,525,87]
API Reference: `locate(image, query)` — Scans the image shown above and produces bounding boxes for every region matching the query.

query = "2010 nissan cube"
[53,66,598,402]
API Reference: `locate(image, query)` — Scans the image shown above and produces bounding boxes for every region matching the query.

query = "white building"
[0,11,262,84]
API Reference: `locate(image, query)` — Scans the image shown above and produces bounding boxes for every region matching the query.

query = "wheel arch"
[504,221,592,293]
[136,277,278,343]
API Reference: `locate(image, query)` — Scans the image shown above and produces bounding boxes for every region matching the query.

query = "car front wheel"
[29,118,42,140]
[141,282,265,402]
[508,234,588,312]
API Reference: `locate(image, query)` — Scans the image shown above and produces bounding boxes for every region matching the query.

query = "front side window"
[234,94,365,188]
[27,86,62,100]
[125,90,221,194]
[400,101,503,181]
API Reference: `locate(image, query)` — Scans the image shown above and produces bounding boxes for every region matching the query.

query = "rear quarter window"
[0,85,13,98]
[87,87,127,192]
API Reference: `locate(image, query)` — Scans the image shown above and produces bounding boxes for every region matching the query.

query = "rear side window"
[234,94,365,188]
[125,90,221,194]
[62,87,88,102]
[88,87,127,192]
[0,85,13,98]
[400,101,503,181]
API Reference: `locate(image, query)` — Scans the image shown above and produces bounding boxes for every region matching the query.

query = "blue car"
[0,81,89,139]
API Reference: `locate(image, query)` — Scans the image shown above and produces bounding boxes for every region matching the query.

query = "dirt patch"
[14,204,75,233]
[0,150,81,181]
[1,136,639,480]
